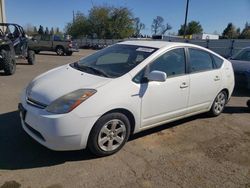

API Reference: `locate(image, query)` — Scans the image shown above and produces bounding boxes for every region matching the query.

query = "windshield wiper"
[73,63,109,78]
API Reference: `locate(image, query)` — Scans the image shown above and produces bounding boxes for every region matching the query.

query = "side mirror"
[147,70,167,82]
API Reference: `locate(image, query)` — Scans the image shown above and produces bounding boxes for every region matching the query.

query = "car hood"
[27,64,111,105]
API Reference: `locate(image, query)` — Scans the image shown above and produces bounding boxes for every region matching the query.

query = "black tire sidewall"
[1,50,16,75]
[56,47,65,56]
[88,113,131,156]
[27,50,35,65]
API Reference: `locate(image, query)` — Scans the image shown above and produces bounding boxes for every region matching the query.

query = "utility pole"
[183,0,190,39]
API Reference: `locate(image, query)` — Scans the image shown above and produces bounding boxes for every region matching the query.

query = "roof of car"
[120,40,199,49]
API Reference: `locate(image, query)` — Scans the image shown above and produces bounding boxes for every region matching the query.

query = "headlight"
[46,89,96,114]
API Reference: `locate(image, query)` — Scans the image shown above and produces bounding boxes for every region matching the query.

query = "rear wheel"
[209,91,227,116]
[88,113,131,156]
[247,100,250,108]
[1,50,16,75]
[27,50,36,65]
[56,46,65,56]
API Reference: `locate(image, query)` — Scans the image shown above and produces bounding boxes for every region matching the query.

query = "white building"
[192,33,219,40]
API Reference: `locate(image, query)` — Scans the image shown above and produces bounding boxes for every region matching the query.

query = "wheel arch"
[221,88,229,102]
[55,45,65,50]
[95,108,136,136]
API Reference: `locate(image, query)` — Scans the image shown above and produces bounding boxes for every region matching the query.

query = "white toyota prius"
[19,41,235,156]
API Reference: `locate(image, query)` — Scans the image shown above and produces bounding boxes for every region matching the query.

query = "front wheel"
[27,50,36,65]
[88,113,131,156]
[247,100,250,108]
[56,46,65,56]
[1,50,16,75]
[209,91,227,116]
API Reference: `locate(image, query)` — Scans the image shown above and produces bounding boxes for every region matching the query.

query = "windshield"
[231,49,250,61]
[72,44,158,78]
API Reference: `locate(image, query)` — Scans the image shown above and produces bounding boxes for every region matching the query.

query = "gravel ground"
[0,50,250,188]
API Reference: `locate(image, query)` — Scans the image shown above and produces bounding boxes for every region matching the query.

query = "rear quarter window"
[212,55,224,68]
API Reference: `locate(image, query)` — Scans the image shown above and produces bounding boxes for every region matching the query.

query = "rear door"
[187,48,222,112]
[39,35,52,51]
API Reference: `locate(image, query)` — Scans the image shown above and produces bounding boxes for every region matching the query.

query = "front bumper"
[18,101,99,151]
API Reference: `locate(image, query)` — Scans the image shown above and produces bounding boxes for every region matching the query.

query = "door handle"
[180,82,188,88]
[214,76,220,81]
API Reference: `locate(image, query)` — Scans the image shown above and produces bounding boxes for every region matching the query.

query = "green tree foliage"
[65,5,135,39]
[88,6,111,38]
[133,17,145,37]
[239,22,250,39]
[178,21,203,35]
[222,23,239,39]
[108,7,134,38]
[65,11,89,38]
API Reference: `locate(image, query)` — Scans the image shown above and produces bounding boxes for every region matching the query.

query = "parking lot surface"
[0,50,250,188]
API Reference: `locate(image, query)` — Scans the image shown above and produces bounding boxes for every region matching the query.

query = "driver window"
[149,48,186,77]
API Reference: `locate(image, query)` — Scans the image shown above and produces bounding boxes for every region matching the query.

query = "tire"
[56,46,65,56]
[247,100,250,108]
[27,50,36,65]
[1,50,16,75]
[209,91,227,117]
[88,113,131,156]
[66,51,73,56]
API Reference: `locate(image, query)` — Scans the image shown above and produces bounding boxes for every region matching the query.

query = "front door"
[141,48,190,128]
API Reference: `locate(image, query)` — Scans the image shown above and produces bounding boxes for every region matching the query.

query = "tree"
[178,21,203,35]
[222,23,238,39]
[38,25,44,35]
[45,27,49,35]
[134,17,145,37]
[88,6,111,38]
[151,16,172,35]
[33,26,38,34]
[65,5,135,39]
[50,27,54,35]
[23,23,34,35]
[65,11,89,38]
[108,7,134,39]
[239,22,250,39]
[151,16,164,35]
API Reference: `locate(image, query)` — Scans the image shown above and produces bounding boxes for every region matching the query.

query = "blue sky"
[5,0,250,35]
